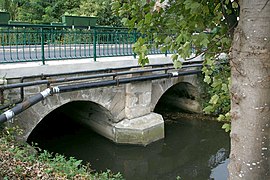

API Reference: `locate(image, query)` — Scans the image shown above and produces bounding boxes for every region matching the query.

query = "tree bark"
[228,0,270,179]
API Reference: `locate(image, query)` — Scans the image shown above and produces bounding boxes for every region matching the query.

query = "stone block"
[125,81,152,119]
[114,113,164,146]
[125,106,151,119]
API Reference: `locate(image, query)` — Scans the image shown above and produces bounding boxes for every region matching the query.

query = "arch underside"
[27,100,115,143]
[17,86,125,140]
[152,74,202,113]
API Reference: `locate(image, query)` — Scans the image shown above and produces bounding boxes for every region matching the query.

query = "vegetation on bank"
[0,126,124,180]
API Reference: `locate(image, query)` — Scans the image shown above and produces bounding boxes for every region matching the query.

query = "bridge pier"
[60,101,164,146]
[59,69,165,146]
[75,110,164,146]
[117,69,164,145]
[114,113,164,146]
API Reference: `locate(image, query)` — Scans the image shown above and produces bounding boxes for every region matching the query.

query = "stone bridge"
[0,55,203,146]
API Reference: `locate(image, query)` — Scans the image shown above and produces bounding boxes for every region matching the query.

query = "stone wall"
[2,66,202,146]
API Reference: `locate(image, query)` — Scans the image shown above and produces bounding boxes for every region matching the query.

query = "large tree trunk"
[228,0,270,179]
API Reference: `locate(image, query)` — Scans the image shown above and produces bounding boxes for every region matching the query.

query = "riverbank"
[161,111,218,122]
[0,126,124,179]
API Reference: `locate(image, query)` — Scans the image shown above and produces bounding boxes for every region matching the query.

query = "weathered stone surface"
[125,81,152,119]
[2,60,203,145]
[114,113,164,146]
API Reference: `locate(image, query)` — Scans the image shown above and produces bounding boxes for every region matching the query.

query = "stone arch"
[151,74,202,113]
[16,86,125,140]
[27,100,115,143]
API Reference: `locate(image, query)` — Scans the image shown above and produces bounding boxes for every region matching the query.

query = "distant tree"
[78,0,122,26]
[16,0,49,23]
[14,0,81,23]
[0,0,19,20]
[2,0,121,26]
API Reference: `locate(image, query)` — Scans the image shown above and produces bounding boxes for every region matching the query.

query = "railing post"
[133,30,137,59]
[41,28,45,65]
[93,28,97,61]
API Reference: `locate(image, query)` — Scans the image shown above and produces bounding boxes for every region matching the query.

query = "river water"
[28,111,230,180]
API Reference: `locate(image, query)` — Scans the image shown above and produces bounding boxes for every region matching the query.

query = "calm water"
[28,111,230,180]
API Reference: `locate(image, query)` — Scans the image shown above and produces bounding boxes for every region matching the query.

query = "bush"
[0,126,124,179]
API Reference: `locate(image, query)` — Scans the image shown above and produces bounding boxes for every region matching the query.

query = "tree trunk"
[228,0,270,179]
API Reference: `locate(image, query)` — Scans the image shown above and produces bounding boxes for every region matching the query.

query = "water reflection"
[28,111,230,180]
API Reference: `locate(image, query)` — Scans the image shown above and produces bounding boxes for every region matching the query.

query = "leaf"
[74,160,82,167]
[200,38,210,47]
[159,46,167,53]
[139,37,146,44]
[190,2,201,12]
[202,5,209,14]
[222,123,231,132]
[214,3,221,12]
[137,20,144,29]
[232,2,238,9]
[211,78,222,88]
[209,94,219,105]
[221,83,228,92]
[205,58,214,66]
[121,18,128,25]
[171,54,178,61]
[164,36,171,44]
[204,75,211,84]
[141,0,147,6]
[173,60,182,69]
[203,105,214,113]
[111,1,120,10]
[144,13,152,24]
[176,33,189,44]
[141,44,148,53]
[217,114,225,121]
[225,112,231,120]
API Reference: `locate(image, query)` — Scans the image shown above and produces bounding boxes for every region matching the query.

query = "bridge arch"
[8,69,201,146]
[16,86,126,140]
[27,100,115,144]
[151,74,202,113]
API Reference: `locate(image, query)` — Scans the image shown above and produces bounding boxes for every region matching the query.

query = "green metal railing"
[0,24,164,64]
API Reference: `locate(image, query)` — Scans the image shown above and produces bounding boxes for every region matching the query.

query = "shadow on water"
[28,107,230,180]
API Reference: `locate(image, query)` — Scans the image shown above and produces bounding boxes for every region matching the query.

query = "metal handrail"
[0,24,165,64]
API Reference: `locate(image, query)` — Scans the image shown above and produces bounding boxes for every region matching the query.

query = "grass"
[0,126,124,180]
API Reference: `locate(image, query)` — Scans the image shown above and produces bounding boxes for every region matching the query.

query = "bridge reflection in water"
[28,106,230,180]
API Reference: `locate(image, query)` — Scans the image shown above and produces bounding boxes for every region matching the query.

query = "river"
[28,110,230,180]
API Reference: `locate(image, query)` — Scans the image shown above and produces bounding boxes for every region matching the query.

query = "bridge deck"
[0,54,176,78]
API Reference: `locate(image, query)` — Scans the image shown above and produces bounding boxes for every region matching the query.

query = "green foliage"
[222,123,231,132]
[133,37,149,66]
[94,169,124,180]
[112,0,239,131]
[202,55,231,116]
[0,0,122,26]
[0,0,19,19]
[78,0,122,26]
[0,126,124,179]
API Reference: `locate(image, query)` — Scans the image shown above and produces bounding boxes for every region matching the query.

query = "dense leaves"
[78,0,122,26]
[112,0,239,129]
[0,0,122,26]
